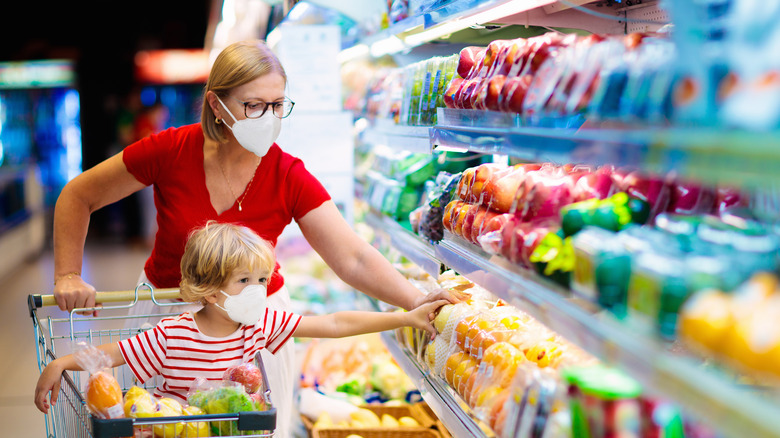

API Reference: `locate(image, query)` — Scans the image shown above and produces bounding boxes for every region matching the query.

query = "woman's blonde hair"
[201,40,287,143]
[180,221,276,304]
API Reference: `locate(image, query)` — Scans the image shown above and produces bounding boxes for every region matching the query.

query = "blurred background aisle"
[0,242,149,436]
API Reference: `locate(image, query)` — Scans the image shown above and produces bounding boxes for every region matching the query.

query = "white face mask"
[217,97,281,157]
[216,284,267,325]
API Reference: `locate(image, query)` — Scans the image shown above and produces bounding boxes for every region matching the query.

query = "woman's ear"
[206,91,221,120]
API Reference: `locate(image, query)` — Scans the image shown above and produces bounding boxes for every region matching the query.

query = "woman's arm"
[294,300,447,339]
[34,343,126,413]
[298,201,460,311]
[53,151,147,312]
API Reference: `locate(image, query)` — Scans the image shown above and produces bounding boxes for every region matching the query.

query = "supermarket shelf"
[365,210,441,277]
[342,0,625,60]
[427,108,780,189]
[362,119,433,154]
[380,330,490,438]
[366,214,780,438]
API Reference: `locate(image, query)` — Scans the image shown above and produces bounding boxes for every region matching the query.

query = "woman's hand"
[53,275,98,316]
[412,288,469,311]
[406,299,449,339]
[34,360,64,414]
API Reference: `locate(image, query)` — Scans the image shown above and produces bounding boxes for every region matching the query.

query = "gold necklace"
[217,148,261,212]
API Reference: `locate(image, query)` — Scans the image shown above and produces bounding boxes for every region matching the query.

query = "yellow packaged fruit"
[313,412,334,428]
[678,289,734,353]
[124,386,149,405]
[346,435,365,438]
[181,405,210,437]
[124,391,157,418]
[152,397,184,438]
[349,408,381,427]
[381,413,399,427]
[433,304,454,333]
[398,416,420,427]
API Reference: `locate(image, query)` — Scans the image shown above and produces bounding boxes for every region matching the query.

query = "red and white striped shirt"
[118,310,301,403]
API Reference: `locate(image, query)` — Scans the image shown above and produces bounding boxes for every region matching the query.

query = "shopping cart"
[29,283,277,438]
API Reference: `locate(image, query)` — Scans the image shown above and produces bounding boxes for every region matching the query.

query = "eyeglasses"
[233,97,295,119]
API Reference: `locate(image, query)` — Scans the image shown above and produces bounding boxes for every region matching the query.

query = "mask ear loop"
[216,96,240,125]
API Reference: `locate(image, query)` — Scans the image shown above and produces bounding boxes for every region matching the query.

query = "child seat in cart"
[28,283,277,438]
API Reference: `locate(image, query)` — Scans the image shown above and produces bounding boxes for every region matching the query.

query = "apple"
[483,164,536,213]
[452,202,472,238]
[620,171,671,220]
[457,78,482,109]
[667,178,716,215]
[442,200,461,232]
[460,203,482,241]
[457,46,484,79]
[443,76,464,108]
[714,186,747,214]
[499,74,534,113]
[472,163,506,200]
[573,166,616,201]
[478,213,517,254]
[457,167,476,201]
[223,362,264,394]
[521,172,575,221]
[470,208,499,244]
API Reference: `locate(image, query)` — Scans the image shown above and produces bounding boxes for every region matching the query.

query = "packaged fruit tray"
[312,429,443,438]
[302,403,436,431]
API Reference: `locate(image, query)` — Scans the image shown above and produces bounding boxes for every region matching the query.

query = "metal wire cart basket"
[29,284,277,437]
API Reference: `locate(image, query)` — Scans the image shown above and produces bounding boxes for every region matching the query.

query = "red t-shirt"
[122,123,331,295]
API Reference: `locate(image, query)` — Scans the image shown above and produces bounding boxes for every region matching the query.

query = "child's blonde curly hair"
[179,221,275,304]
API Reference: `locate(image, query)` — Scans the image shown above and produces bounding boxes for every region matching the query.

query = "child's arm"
[34,343,125,414]
[294,300,448,339]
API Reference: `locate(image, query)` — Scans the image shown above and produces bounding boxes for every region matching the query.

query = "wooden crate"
[312,428,443,438]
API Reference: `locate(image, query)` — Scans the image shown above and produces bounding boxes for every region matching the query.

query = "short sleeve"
[262,309,302,354]
[285,159,331,221]
[118,325,167,383]
[122,126,178,186]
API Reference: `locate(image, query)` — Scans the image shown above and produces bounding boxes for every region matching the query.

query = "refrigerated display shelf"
[379,330,490,438]
[363,209,780,438]
[361,119,433,154]
[364,108,780,190]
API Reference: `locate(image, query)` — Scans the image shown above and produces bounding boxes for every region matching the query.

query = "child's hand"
[35,360,64,414]
[407,299,449,339]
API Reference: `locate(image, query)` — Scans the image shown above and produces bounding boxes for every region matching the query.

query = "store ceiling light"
[404,0,554,46]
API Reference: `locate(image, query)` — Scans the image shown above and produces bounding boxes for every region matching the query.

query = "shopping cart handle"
[28,288,182,311]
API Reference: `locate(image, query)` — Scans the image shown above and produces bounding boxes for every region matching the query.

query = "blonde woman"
[37,222,445,422]
[50,40,458,436]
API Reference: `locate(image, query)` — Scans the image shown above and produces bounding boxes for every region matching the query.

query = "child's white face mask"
[216,284,267,325]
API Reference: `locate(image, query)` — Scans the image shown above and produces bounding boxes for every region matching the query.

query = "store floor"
[0,239,150,437]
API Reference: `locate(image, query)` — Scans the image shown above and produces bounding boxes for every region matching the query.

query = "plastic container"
[563,365,643,438]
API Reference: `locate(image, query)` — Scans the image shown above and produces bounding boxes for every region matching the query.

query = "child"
[35,221,445,412]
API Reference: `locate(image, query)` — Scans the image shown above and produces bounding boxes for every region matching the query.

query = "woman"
[51,40,456,436]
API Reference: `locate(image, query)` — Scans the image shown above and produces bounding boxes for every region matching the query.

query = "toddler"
[35,221,444,411]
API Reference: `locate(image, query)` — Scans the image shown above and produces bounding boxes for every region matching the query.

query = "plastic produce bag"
[73,342,124,420]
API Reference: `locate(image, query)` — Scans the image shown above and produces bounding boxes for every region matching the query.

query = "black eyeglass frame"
[232,97,295,119]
